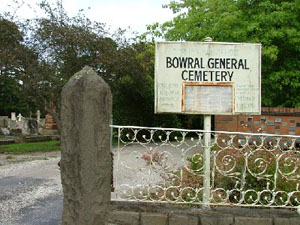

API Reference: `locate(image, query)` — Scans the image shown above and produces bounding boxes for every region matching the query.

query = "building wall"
[215,107,300,135]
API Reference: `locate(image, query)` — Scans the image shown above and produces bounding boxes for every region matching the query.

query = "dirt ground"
[0,151,61,167]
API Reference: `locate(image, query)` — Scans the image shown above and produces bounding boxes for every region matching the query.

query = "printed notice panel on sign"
[184,84,233,114]
[154,41,261,115]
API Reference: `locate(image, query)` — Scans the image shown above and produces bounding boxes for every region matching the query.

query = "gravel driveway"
[0,144,195,224]
[0,152,62,225]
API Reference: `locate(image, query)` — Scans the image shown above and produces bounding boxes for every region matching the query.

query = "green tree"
[112,41,182,127]
[2,1,120,129]
[1,1,182,128]
[150,0,300,108]
[0,18,41,116]
[26,1,184,128]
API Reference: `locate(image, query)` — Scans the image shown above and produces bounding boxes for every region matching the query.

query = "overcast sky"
[2,0,174,34]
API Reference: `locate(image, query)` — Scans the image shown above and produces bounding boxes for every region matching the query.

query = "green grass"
[0,140,60,154]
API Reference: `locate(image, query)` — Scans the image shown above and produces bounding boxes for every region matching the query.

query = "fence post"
[203,115,211,208]
[110,116,113,151]
[60,66,112,225]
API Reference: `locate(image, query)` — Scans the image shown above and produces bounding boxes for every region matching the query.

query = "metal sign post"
[202,37,212,208]
[203,114,211,207]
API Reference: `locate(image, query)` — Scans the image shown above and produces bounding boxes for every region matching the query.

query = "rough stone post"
[60,67,112,225]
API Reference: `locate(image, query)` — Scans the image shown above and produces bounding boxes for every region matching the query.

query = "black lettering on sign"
[173,57,179,68]
[166,57,205,69]
[188,58,193,68]
[181,70,188,80]
[181,70,236,82]
[189,71,194,81]
[231,58,237,69]
[194,71,202,81]
[166,57,172,68]
[206,58,250,70]
[179,57,188,68]
[220,58,226,69]
[221,71,227,81]
[215,71,220,81]
[203,71,208,81]
[238,59,244,69]
[207,58,214,69]
[228,71,233,81]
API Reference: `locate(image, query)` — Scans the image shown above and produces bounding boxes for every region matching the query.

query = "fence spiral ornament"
[112,125,300,208]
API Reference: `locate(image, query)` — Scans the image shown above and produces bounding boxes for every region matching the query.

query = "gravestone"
[9,120,17,129]
[36,110,40,124]
[60,67,112,225]
[28,119,38,134]
[0,116,8,127]
[17,113,22,121]
[11,112,16,120]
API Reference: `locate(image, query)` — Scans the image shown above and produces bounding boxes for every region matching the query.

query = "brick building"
[215,107,300,135]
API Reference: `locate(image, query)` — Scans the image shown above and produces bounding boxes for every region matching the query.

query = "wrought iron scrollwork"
[112,125,300,208]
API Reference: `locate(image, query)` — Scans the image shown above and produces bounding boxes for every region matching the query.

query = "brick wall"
[215,107,300,135]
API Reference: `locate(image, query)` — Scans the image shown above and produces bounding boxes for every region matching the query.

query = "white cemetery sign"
[154,41,261,115]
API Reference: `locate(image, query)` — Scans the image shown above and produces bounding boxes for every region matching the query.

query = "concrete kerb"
[107,201,299,225]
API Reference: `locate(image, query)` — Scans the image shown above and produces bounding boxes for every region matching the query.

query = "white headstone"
[11,112,16,120]
[37,110,40,124]
[17,113,22,121]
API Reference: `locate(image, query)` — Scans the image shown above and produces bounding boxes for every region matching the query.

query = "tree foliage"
[0,0,183,128]
[111,41,182,127]
[152,0,300,107]
[0,18,41,115]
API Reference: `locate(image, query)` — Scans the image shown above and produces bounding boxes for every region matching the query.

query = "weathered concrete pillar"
[60,67,112,225]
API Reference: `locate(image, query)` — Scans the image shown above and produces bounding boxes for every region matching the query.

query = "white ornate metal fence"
[111,125,300,209]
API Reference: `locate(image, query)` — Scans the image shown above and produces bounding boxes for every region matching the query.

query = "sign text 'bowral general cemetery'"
[155,41,261,115]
